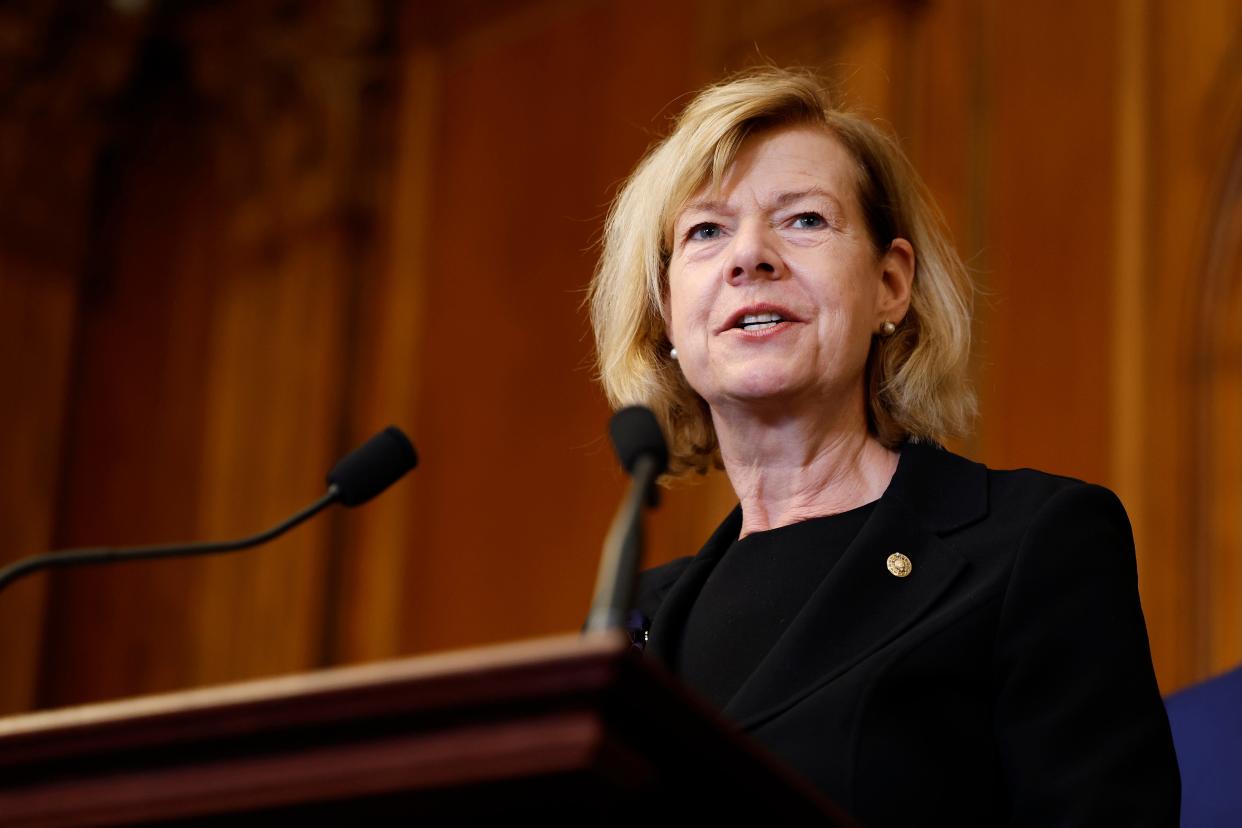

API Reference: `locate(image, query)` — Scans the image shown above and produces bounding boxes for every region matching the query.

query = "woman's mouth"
[736,312,785,331]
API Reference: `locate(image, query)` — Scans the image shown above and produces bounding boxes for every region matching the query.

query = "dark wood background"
[2,0,1239,714]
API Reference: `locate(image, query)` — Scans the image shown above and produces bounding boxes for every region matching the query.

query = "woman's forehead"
[673,125,860,218]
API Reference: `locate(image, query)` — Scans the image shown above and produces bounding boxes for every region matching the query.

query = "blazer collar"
[645,440,988,730]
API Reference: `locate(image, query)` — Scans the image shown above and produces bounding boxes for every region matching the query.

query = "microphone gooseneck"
[585,406,668,634]
[0,426,418,594]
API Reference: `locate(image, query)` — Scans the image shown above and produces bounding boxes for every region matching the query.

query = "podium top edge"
[0,630,630,740]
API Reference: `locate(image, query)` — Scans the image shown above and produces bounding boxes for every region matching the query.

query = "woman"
[588,69,1179,825]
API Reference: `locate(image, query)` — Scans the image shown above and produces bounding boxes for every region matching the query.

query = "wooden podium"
[0,632,851,825]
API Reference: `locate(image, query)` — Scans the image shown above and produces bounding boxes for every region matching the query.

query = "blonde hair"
[588,68,975,477]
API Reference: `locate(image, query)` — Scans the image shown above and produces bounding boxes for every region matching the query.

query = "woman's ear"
[877,238,914,324]
[660,285,676,348]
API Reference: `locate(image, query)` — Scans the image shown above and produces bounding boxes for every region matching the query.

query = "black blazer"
[635,441,1179,826]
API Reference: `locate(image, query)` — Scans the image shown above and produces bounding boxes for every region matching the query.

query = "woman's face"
[665,125,912,419]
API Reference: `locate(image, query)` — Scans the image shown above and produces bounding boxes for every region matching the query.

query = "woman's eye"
[792,212,825,229]
[687,222,722,241]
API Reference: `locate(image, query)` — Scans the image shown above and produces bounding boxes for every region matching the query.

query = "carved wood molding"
[174,0,395,248]
[695,0,915,79]
[0,2,146,270]
[0,0,399,267]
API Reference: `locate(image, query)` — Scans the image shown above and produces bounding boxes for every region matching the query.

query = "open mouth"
[736,312,785,332]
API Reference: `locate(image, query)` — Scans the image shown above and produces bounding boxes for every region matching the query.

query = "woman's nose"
[725,220,781,284]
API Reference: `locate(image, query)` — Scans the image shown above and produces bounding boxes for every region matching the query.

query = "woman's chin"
[699,364,857,418]
[711,375,813,410]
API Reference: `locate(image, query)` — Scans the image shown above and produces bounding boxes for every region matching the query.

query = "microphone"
[584,406,668,633]
[0,426,418,594]
[328,426,418,506]
[609,405,669,505]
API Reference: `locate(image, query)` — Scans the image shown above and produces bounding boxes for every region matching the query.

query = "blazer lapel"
[644,505,741,667]
[724,442,988,729]
[645,441,988,731]
[723,493,965,729]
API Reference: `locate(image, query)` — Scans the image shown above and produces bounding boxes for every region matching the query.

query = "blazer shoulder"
[895,441,1127,537]
[985,464,1130,535]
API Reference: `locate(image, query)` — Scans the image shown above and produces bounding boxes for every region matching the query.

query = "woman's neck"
[712,403,900,539]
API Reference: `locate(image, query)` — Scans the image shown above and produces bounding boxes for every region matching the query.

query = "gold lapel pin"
[886,552,913,578]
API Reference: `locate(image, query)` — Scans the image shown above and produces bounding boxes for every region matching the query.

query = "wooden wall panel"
[187,227,351,686]
[1144,0,1242,690]
[386,0,699,655]
[0,1,143,714]
[1203,275,1242,674]
[977,0,1117,485]
[1189,3,1242,683]
[328,42,440,665]
[1122,0,1195,692]
[19,0,395,708]
[1110,0,1150,587]
[0,261,79,712]
[39,111,218,707]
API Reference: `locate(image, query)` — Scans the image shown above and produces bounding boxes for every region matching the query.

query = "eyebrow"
[678,187,844,219]
[772,187,844,210]
[679,198,732,216]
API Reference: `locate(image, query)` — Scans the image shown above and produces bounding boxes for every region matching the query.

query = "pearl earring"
[670,347,679,360]
[880,321,897,336]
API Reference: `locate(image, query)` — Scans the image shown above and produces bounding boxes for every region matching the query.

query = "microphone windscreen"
[327,426,418,507]
[608,406,669,477]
